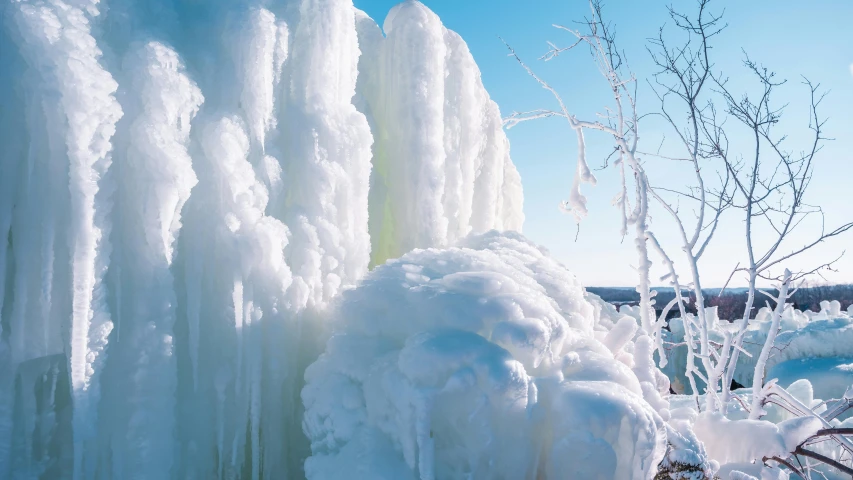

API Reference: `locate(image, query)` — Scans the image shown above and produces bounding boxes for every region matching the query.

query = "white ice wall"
[2,1,122,477]
[0,0,524,478]
[355,2,524,266]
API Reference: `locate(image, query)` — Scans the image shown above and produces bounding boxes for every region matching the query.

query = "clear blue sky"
[353,0,853,287]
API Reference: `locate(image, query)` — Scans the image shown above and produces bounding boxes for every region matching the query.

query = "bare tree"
[504,0,853,475]
[502,0,665,372]
[637,0,853,414]
[643,0,735,411]
[704,54,853,409]
[645,22,853,470]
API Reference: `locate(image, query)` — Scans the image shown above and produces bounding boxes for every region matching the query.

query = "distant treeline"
[587,284,853,321]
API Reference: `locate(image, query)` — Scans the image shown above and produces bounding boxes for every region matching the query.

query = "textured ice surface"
[355,2,524,266]
[0,0,523,478]
[302,231,666,480]
[769,357,853,416]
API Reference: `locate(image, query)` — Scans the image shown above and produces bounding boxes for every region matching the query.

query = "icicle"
[382,1,449,250]
[0,1,529,477]
[6,1,122,478]
[236,8,279,153]
[106,41,201,478]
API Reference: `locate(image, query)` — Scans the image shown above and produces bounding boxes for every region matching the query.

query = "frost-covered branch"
[502,0,655,340]
[645,0,736,411]
[648,231,700,408]
[500,39,598,222]
[748,269,791,419]
[715,60,853,409]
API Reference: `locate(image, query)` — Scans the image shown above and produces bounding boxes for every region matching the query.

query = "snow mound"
[694,411,821,465]
[302,231,666,480]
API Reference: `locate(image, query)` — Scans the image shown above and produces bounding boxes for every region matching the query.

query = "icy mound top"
[771,316,853,367]
[302,231,666,480]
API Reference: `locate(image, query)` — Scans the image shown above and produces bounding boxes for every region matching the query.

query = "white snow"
[663,303,853,476]
[694,412,821,465]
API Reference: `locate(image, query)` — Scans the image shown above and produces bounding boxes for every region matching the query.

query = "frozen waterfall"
[0,0,523,478]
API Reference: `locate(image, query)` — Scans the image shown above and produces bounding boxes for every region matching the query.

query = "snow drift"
[302,231,667,480]
[0,0,523,478]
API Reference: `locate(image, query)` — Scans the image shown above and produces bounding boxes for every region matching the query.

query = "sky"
[353,0,853,287]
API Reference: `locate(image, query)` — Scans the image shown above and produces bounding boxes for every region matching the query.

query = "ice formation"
[665,304,853,398]
[663,304,853,479]
[693,412,821,465]
[354,2,524,266]
[0,0,523,478]
[6,0,845,478]
[302,231,667,479]
[769,357,853,407]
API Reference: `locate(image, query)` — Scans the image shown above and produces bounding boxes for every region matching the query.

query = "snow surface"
[693,412,821,465]
[302,231,666,479]
[668,376,853,480]
[0,0,523,478]
[661,302,853,478]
